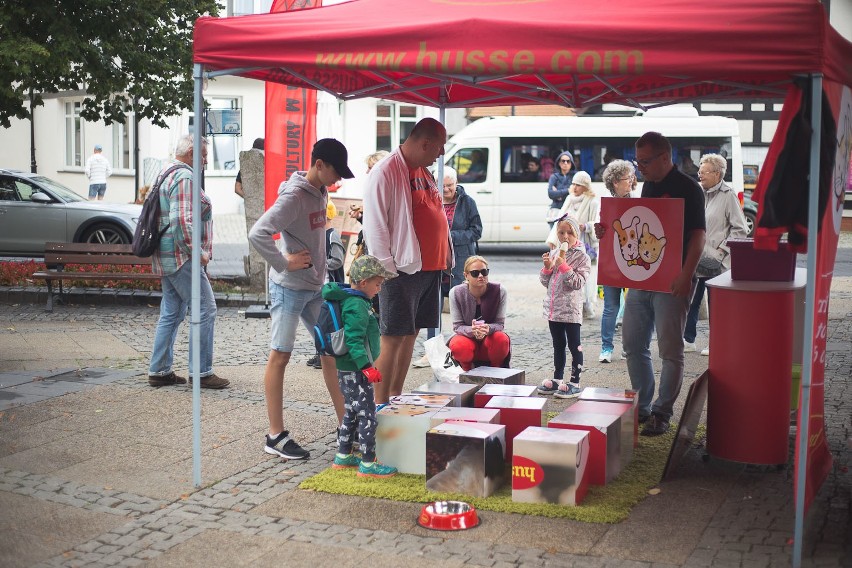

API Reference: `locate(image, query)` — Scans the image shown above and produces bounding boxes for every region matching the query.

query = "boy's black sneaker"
[306,354,322,369]
[264,431,310,460]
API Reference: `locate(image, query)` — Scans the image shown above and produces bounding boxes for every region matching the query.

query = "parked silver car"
[0,169,141,256]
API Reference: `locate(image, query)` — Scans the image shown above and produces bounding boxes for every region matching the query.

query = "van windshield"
[446,147,489,184]
[499,136,734,184]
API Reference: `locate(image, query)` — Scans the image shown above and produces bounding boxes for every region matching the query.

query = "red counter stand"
[705,269,806,465]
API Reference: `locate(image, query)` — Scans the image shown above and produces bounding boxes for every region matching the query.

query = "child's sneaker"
[332,453,361,469]
[554,382,582,399]
[537,378,561,395]
[357,460,398,478]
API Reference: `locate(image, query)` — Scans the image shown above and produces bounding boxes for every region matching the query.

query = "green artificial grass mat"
[300,418,681,524]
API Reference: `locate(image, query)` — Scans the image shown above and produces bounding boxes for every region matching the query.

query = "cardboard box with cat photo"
[598,198,684,293]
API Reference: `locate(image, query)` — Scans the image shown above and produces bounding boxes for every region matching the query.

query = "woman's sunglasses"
[468,269,490,278]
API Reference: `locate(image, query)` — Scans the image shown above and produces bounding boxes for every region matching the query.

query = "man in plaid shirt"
[148,134,229,389]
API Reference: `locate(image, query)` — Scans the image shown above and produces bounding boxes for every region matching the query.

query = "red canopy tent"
[193,0,852,109]
[189,2,852,565]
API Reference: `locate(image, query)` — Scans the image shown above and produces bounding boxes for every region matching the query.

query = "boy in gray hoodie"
[248,139,354,460]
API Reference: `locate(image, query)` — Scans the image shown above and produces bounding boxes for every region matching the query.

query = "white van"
[443,109,743,244]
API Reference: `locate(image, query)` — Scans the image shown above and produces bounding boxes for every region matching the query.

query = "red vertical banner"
[265,0,321,210]
[795,81,850,511]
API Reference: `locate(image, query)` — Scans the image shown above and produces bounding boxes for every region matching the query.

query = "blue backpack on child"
[313,285,350,357]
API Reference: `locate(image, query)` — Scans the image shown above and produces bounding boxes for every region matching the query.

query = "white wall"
[830,0,852,41]
[0,75,450,214]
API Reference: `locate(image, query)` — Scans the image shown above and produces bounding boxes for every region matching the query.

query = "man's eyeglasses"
[468,269,489,278]
[633,152,665,168]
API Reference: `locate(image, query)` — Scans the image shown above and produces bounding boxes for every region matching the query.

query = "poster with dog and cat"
[598,198,684,293]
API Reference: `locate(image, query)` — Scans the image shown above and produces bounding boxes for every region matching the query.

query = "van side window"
[573,136,733,183]
[451,148,489,183]
[500,137,568,183]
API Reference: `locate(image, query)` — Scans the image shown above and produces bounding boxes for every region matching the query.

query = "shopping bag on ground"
[423,336,462,383]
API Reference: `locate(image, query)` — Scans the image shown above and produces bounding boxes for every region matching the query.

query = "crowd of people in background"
[148,121,737,468]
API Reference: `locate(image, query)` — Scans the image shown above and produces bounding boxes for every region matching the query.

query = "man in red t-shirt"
[363,118,451,404]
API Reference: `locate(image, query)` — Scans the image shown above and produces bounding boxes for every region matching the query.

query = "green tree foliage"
[0,0,220,128]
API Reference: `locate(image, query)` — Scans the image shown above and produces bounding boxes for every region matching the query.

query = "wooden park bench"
[32,242,159,311]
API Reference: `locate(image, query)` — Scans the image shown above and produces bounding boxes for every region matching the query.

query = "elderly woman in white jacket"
[684,153,748,356]
[546,171,599,319]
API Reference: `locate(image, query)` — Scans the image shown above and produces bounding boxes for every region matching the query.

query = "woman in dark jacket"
[443,165,483,291]
[546,151,575,226]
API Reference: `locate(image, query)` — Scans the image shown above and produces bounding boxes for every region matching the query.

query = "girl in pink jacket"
[537,215,590,399]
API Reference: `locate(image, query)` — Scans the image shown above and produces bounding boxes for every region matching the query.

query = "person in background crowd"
[537,215,590,399]
[447,255,510,371]
[85,144,112,201]
[594,153,616,181]
[234,138,265,198]
[679,154,700,180]
[546,170,599,319]
[684,153,748,356]
[460,149,486,183]
[349,150,389,258]
[546,151,574,227]
[521,155,542,181]
[135,185,150,205]
[248,138,354,460]
[598,159,637,363]
[148,135,229,390]
[412,165,482,368]
[306,199,346,370]
[596,132,705,437]
[363,118,451,406]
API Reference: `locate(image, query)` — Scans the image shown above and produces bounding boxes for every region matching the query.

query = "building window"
[376,102,419,152]
[208,98,239,171]
[112,114,134,170]
[188,97,240,173]
[229,0,273,16]
[65,101,84,167]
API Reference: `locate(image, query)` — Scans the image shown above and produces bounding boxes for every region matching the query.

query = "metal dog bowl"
[418,500,479,531]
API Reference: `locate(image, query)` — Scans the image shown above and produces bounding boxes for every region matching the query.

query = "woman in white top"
[684,153,748,356]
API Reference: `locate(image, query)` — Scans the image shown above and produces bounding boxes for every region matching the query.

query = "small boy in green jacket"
[324,255,398,478]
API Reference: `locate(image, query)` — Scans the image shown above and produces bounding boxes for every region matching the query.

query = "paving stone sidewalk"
[0,241,850,566]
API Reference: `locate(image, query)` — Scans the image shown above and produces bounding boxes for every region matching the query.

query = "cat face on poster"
[611,206,668,281]
[638,223,667,267]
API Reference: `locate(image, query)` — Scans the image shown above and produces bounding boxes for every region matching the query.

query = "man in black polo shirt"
[623,132,706,436]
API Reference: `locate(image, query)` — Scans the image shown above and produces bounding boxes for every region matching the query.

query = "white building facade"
[2,0,849,215]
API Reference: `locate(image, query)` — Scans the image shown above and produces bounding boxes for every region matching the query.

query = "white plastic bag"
[423,336,463,383]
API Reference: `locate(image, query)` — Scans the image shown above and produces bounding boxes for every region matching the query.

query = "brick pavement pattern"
[0,231,850,566]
